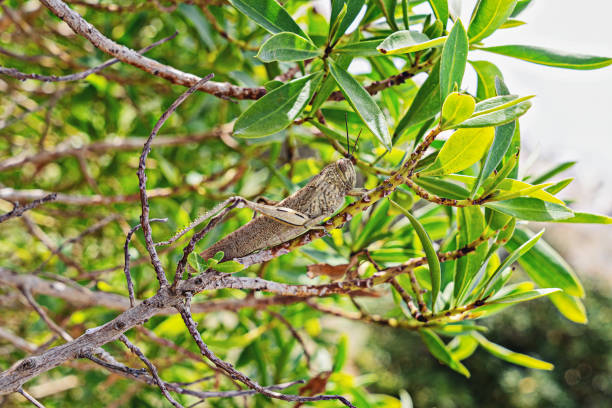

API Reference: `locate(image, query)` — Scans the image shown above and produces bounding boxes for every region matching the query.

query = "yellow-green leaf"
[420,127,494,176]
[440,92,476,129]
[472,332,554,370]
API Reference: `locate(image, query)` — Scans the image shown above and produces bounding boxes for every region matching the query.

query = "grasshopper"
[201,129,363,262]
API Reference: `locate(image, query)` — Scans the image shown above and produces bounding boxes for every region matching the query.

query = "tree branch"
[38,0,266,100]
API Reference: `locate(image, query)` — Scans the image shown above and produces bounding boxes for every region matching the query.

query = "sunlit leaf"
[480,44,612,70]
[229,0,308,38]
[468,0,519,44]
[420,127,494,176]
[472,332,554,370]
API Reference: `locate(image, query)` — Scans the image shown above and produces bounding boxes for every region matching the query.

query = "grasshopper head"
[335,158,356,191]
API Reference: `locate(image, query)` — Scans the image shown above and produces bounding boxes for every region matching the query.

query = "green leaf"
[233,73,321,137]
[499,19,526,29]
[329,60,392,150]
[472,332,553,370]
[482,228,544,294]
[428,0,449,27]
[390,200,441,311]
[530,161,576,184]
[551,211,612,224]
[310,47,353,113]
[394,61,441,138]
[229,0,308,38]
[420,127,494,176]
[491,182,553,202]
[549,292,588,324]
[375,0,399,31]
[212,260,245,273]
[480,44,612,70]
[188,252,207,272]
[211,251,225,263]
[330,0,366,44]
[454,206,485,302]
[353,200,391,250]
[335,39,384,57]
[457,99,532,128]
[484,197,574,221]
[469,60,503,100]
[257,32,321,62]
[491,288,561,304]
[467,0,519,44]
[506,228,585,298]
[440,20,468,103]
[333,333,349,372]
[420,329,470,377]
[329,2,348,42]
[470,119,515,198]
[414,176,470,200]
[440,92,476,130]
[511,0,533,17]
[377,31,446,55]
[545,178,573,195]
[450,174,564,204]
[448,334,479,361]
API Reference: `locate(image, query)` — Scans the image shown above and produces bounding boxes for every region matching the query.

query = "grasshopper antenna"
[344,112,351,155]
[353,129,362,154]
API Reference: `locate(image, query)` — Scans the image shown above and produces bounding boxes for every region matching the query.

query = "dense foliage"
[1,0,610,407]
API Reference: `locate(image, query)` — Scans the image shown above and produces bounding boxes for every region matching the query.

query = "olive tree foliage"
[0,0,611,407]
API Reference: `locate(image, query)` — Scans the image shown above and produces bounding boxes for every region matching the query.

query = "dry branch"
[39,0,266,100]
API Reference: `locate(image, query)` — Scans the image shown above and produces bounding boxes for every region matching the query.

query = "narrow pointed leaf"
[551,211,612,224]
[457,100,532,128]
[229,0,308,38]
[545,178,573,195]
[330,0,366,43]
[390,200,441,311]
[377,31,446,55]
[420,127,494,176]
[468,0,519,44]
[472,332,553,370]
[480,45,612,70]
[491,288,561,304]
[491,183,552,202]
[257,32,321,62]
[470,60,504,100]
[414,176,470,199]
[440,20,468,103]
[234,73,320,137]
[483,228,544,294]
[506,228,584,297]
[329,60,392,150]
[549,292,588,323]
[335,39,384,57]
[420,329,470,377]
[531,161,576,184]
[511,0,533,17]
[484,197,573,221]
[470,120,515,198]
[428,0,449,26]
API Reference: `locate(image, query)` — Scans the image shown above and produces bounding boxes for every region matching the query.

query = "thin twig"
[119,334,183,408]
[124,218,168,307]
[38,0,266,100]
[0,32,178,82]
[137,74,214,288]
[17,387,46,408]
[177,301,356,407]
[0,193,57,223]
